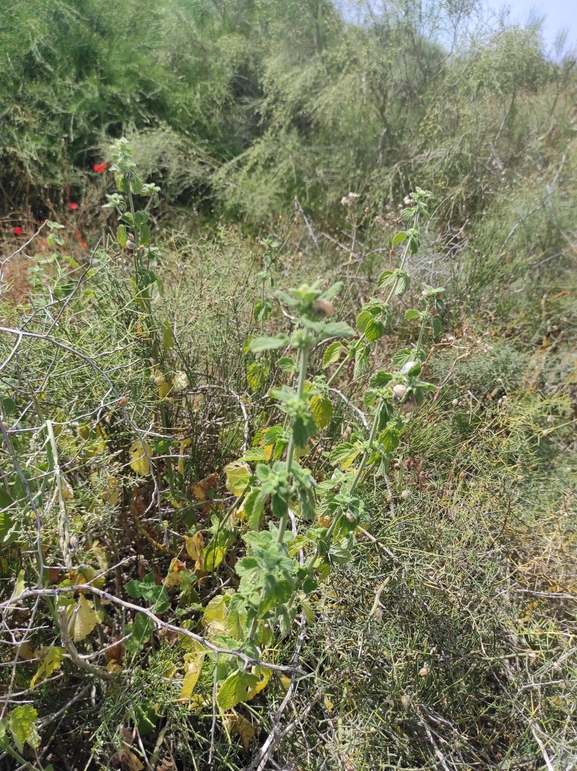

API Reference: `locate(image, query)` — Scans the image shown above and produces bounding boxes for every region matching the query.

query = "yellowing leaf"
[162,320,175,352]
[279,675,291,694]
[184,532,204,565]
[104,476,119,506]
[217,670,259,711]
[165,558,188,587]
[301,597,315,625]
[202,595,227,635]
[129,440,151,476]
[224,461,250,496]
[10,569,26,605]
[30,646,65,689]
[180,664,202,699]
[93,423,107,453]
[60,478,74,500]
[310,395,333,429]
[322,341,345,369]
[16,641,35,660]
[180,650,206,699]
[71,595,101,642]
[159,381,171,399]
[203,542,226,571]
[92,541,108,572]
[172,371,189,393]
[121,748,144,771]
[228,713,256,750]
[9,705,39,753]
[71,564,105,588]
[246,666,272,700]
[191,473,218,503]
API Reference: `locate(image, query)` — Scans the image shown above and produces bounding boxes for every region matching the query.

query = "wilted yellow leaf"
[71,564,105,588]
[16,642,35,660]
[202,595,227,636]
[10,569,26,606]
[103,476,119,506]
[159,381,171,399]
[59,477,74,500]
[223,461,250,496]
[310,395,333,429]
[172,371,189,393]
[165,558,188,588]
[71,595,102,642]
[191,473,218,503]
[30,646,65,688]
[300,597,315,625]
[228,713,256,749]
[246,666,272,700]
[279,675,292,694]
[180,651,205,699]
[91,541,108,572]
[129,440,151,476]
[184,532,204,564]
[122,748,143,771]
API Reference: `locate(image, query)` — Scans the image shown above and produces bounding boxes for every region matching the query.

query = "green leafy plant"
[191,188,445,712]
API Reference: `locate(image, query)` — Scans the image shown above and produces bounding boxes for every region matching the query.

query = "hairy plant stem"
[328,213,420,388]
[323,398,382,545]
[294,397,384,598]
[385,214,419,303]
[128,184,179,532]
[416,312,428,353]
[248,339,312,642]
[327,334,363,387]
[277,342,310,545]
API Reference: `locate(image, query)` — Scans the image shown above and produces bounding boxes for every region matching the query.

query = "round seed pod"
[311,299,334,317]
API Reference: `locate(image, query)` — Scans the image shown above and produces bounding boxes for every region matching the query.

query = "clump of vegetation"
[1,1,576,769]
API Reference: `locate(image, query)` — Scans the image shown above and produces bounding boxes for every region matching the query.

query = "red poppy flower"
[80,241,87,248]
[76,232,82,239]
[93,163,108,173]
[41,239,48,246]
[69,202,78,210]
[13,227,24,235]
